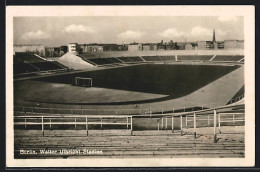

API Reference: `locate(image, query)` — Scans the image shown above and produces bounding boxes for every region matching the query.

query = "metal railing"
[13,103,244,143]
[154,104,245,143]
[14,102,225,116]
[14,115,133,137]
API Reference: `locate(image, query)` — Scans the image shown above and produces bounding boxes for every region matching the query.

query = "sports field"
[14,64,242,110]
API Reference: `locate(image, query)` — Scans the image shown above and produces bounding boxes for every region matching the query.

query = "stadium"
[13,49,245,158]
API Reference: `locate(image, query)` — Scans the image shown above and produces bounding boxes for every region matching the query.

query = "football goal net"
[74,77,92,87]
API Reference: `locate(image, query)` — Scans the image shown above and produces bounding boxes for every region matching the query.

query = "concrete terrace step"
[14,129,244,159]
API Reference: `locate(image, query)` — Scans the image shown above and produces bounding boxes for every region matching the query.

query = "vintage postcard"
[6,6,255,167]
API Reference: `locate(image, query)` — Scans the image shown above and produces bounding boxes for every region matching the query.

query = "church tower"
[213,29,218,49]
[212,29,216,42]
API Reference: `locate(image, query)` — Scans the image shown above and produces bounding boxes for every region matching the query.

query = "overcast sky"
[13,16,244,46]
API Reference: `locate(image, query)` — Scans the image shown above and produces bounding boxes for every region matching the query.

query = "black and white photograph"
[6,6,255,167]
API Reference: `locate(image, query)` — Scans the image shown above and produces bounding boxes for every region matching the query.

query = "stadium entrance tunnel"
[19,64,240,106]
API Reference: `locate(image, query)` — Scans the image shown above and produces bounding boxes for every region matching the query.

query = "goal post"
[74,77,92,87]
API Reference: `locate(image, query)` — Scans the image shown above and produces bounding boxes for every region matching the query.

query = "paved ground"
[14,127,244,159]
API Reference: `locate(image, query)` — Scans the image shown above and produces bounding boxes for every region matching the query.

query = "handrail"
[14,101,242,116]
[14,115,133,137]
[155,104,244,143]
[144,104,244,117]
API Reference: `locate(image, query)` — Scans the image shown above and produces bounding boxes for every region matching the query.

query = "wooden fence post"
[42,116,44,137]
[166,117,168,131]
[233,114,235,126]
[172,116,174,133]
[130,116,133,135]
[127,117,129,130]
[162,117,164,130]
[50,118,51,129]
[101,117,103,130]
[25,118,27,129]
[86,116,88,136]
[214,110,217,143]
[158,120,160,131]
[186,115,188,128]
[218,113,221,133]
[180,115,183,136]
[208,115,210,127]
[75,118,77,129]
[194,113,196,138]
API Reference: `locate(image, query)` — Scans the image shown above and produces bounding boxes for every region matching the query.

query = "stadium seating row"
[212,55,244,62]
[14,52,45,63]
[14,53,69,74]
[80,55,244,66]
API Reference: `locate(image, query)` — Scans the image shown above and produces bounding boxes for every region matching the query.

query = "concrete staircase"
[14,129,244,159]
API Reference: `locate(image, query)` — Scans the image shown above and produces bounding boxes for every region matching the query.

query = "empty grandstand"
[14,52,46,63]
[13,49,245,160]
[142,56,162,62]
[159,56,175,61]
[117,56,144,63]
[13,63,39,74]
[177,55,213,61]
[13,52,69,75]
[30,61,67,71]
[87,58,121,65]
[212,55,244,62]
[78,52,99,59]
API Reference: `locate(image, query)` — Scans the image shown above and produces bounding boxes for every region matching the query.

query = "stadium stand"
[14,52,45,63]
[158,56,176,61]
[30,61,67,71]
[14,129,244,158]
[177,55,213,61]
[212,55,244,62]
[13,63,39,74]
[106,57,123,63]
[78,52,99,59]
[77,55,98,66]
[142,56,162,61]
[13,52,69,74]
[88,58,115,65]
[117,56,144,63]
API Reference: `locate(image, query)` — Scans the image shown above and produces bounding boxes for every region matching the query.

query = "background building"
[13,44,45,56]
[87,44,103,52]
[103,44,119,51]
[224,40,244,49]
[128,43,142,51]
[68,43,81,54]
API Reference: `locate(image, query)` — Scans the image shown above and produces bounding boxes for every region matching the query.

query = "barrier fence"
[13,94,244,116]
[14,115,133,137]
[155,104,245,143]
[14,103,225,116]
[14,103,244,143]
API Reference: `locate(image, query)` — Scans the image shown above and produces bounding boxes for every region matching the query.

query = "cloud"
[191,26,212,37]
[21,30,50,40]
[63,24,95,33]
[117,30,144,40]
[216,29,229,36]
[158,28,185,38]
[218,16,238,22]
